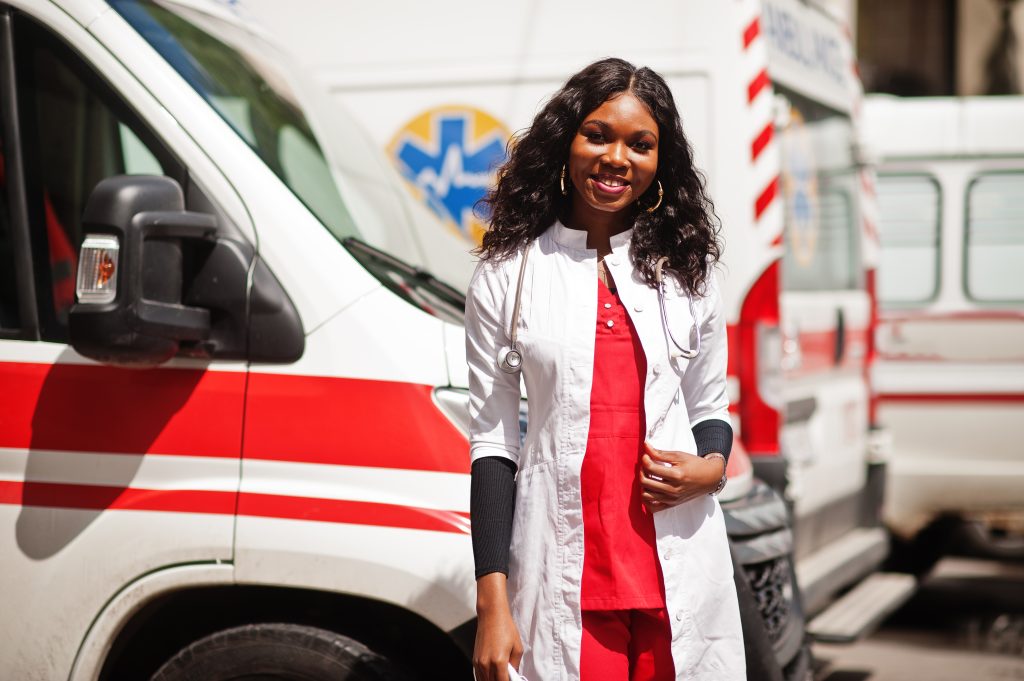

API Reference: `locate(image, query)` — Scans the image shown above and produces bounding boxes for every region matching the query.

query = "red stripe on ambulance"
[0,480,236,514]
[237,492,470,533]
[0,362,469,473]
[0,362,245,456]
[754,175,779,220]
[243,372,470,474]
[747,68,771,103]
[742,17,760,49]
[751,121,774,161]
[0,481,470,534]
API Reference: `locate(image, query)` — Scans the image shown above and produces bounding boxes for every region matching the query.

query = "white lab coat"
[466,221,745,680]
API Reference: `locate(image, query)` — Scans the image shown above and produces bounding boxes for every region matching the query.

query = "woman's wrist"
[703,452,727,494]
[476,572,511,615]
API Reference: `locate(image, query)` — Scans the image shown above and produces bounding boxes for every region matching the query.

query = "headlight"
[433,388,529,446]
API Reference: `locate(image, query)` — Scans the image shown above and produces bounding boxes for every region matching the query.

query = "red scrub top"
[580,278,666,611]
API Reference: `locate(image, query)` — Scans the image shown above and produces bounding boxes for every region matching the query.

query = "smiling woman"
[467,58,742,681]
[567,93,660,216]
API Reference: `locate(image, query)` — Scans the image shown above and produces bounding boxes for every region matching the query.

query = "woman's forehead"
[582,93,658,132]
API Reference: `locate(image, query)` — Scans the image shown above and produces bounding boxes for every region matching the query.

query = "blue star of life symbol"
[395,114,507,236]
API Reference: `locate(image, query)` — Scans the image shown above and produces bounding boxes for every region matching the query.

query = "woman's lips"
[590,174,630,196]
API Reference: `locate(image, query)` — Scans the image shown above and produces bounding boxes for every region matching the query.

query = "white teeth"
[597,177,627,187]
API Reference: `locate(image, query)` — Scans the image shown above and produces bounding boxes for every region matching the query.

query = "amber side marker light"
[75,234,120,304]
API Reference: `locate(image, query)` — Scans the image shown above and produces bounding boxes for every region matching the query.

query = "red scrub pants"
[580,608,675,681]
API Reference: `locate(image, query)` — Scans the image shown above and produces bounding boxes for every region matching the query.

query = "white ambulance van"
[0,1,475,679]
[863,94,1024,568]
[0,1,807,679]
[240,0,911,642]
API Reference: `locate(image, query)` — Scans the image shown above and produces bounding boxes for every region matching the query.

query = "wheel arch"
[70,564,471,681]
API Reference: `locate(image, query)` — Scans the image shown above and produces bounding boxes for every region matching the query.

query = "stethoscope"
[497,250,701,374]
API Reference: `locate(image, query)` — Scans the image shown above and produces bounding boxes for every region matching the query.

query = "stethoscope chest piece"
[497,346,523,374]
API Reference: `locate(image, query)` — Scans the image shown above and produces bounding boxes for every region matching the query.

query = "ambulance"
[242,0,913,641]
[0,1,890,680]
[862,94,1024,569]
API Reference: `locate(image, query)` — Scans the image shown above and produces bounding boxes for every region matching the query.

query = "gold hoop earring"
[560,165,570,196]
[645,180,664,213]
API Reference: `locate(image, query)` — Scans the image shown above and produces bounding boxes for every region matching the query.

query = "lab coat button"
[634,304,643,312]
[653,365,662,376]
[675,611,684,622]
[609,257,620,266]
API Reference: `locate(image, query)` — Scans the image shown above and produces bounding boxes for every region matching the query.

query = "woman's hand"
[473,573,524,681]
[639,442,725,511]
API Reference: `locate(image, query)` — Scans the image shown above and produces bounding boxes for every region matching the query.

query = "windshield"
[776,86,862,292]
[109,0,358,239]
[110,0,469,320]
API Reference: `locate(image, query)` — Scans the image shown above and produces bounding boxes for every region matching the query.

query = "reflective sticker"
[388,106,510,245]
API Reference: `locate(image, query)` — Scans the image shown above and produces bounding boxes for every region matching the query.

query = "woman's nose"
[602,142,630,168]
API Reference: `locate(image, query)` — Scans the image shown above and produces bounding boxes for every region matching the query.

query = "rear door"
[875,166,1024,533]
[0,6,244,677]
[775,87,871,555]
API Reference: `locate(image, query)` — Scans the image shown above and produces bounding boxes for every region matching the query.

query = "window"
[110,0,357,241]
[876,174,941,305]
[777,87,862,292]
[13,12,179,339]
[966,173,1024,302]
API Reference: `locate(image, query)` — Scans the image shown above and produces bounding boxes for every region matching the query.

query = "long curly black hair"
[477,57,721,294]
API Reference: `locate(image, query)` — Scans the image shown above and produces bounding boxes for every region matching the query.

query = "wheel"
[150,623,408,681]
[725,480,811,681]
[734,554,812,681]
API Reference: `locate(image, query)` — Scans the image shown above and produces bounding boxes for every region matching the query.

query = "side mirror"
[70,175,305,366]
[70,175,218,365]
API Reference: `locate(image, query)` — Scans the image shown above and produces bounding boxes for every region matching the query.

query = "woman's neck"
[565,204,632,257]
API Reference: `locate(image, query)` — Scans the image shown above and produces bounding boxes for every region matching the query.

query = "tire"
[150,623,408,681]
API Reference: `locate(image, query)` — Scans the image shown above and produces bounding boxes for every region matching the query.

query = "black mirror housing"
[70,175,216,366]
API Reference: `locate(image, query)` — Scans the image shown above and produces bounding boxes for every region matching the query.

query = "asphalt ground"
[813,558,1024,681]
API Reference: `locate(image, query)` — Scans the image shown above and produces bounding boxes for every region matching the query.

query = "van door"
[775,87,871,560]
[876,168,1024,542]
[0,8,245,678]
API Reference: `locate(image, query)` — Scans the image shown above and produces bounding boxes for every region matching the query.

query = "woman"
[466,58,745,681]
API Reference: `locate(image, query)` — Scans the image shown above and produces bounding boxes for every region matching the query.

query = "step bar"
[796,526,890,616]
[807,572,917,643]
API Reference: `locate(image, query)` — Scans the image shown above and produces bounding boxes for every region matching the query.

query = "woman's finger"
[644,443,693,465]
[639,474,679,495]
[642,490,677,506]
[511,639,524,669]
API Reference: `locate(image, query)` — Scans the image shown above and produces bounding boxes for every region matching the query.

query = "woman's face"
[567,92,660,217]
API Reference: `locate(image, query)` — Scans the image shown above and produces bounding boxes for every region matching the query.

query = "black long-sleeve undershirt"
[471,418,733,579]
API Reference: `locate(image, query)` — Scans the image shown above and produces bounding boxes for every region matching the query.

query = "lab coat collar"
[549,219,634,253]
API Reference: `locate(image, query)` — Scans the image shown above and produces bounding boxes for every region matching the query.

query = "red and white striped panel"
[0,356,471,536]
[737,0,783,243]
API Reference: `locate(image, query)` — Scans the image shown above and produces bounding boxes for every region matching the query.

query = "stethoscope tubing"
[497,248,700,373]
[655,256,700,360]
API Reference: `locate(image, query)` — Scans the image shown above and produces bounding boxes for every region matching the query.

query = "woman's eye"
[633,141,653,152]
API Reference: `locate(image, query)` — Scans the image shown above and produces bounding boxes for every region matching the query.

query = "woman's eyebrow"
[581,119,658,139]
